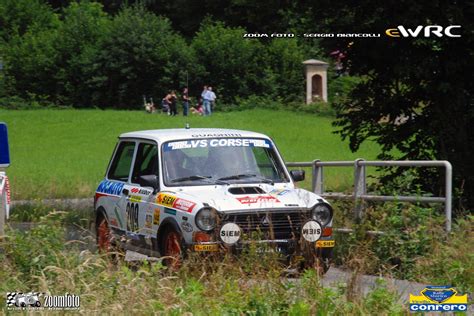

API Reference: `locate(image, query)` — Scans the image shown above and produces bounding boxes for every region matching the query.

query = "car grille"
[223,210,311,240]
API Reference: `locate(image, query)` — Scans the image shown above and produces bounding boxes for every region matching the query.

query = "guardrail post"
[353,158,366,219]
[0,172,5,241]
[312,159,323,195]
[444,162,452,233]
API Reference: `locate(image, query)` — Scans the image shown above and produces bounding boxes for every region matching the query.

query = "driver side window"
[131,142,158,184]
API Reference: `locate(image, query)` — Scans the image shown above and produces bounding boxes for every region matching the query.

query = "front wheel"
[96,215,113,253]
[161,228,184,269]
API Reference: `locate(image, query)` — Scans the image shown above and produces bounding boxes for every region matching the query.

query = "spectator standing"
[206,86,216,113]
[162,93,171,114]
[169,90,178,116]
[182,87,190,116]
[201,85,210,116]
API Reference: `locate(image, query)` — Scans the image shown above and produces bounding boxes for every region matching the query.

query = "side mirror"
[138,175,160,192]
[290,170,305,182]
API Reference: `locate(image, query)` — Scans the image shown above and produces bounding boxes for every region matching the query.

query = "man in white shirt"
[203,86,216,116]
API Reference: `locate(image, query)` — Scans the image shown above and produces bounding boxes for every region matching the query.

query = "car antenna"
[185,123,190,129]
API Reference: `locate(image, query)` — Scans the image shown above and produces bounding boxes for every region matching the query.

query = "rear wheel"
[161,228,183,269]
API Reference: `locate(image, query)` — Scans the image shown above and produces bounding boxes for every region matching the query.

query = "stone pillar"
[303,59,329,104]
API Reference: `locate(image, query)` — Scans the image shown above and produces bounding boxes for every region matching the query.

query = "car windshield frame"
[161,137,290,187]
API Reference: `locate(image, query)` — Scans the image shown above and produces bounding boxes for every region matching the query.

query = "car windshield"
[162,138,289,186]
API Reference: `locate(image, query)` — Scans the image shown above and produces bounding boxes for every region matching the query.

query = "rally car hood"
[165,183,326,213]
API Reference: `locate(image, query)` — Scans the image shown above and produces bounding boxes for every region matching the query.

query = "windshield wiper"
[218,173,274,184]
[171,175,229,185]
[171,175,211,183]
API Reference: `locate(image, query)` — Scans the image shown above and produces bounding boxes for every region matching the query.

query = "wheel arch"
[157,217,183,253]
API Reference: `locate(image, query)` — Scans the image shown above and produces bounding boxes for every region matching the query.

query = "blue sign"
[0,123,10,167]
[422,286,456,303]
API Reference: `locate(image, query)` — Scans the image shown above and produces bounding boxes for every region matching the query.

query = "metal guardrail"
[286,159,452,233]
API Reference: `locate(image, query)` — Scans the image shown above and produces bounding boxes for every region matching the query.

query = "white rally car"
[94,128,334,271]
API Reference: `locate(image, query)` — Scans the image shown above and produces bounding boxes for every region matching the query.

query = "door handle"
[122,188,129,196]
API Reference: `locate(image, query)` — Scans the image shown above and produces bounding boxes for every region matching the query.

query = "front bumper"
[191,236,335,254]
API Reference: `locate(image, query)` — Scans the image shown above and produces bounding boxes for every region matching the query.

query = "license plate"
[194,244,219,252]
[316,240,335,248]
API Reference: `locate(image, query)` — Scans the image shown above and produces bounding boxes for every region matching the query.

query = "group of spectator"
[144,86,217,116]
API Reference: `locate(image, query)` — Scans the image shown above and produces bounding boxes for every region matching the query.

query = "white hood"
[166,183,327,213]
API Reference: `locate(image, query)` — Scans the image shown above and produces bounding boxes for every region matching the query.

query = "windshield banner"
[164,138,272,151]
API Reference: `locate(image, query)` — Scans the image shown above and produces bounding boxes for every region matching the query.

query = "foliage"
[0,0,58,42]
[54,1,110,107]
[86,5,198,108]
[1,1,328,108]
[1,214,405,314]
[315,1,474,211]
[262,39,307,101]
[191,21,265,103]
[332,200,474,293]
[413,215,474,294]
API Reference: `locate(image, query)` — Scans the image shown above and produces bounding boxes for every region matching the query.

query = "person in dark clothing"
[169,90,178,116]
[182,87,190,116]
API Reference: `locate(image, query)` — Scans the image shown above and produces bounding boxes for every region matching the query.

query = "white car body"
[95,128,334,266]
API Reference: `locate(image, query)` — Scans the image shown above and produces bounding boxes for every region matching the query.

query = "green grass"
[0,108,380,199]
[0,212,405,314]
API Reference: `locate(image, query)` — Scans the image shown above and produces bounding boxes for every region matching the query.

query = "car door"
[106,140,136,233]
[129,141,159,237]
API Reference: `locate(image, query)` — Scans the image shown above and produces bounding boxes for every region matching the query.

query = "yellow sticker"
[129,195,142,203]
[316,240,335,248]
[156,193,177,207]
[153,208,160,225]
[194,244,219,252]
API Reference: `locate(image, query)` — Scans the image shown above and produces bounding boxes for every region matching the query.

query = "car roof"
[119,128,270,143]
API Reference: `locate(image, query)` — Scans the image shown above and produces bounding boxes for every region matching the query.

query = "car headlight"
[311,203,333,226]
[195,208,217,231]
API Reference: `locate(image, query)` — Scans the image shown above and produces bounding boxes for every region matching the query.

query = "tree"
[90,5,197,108]
[316,1,474,210]
[54,2,110,106]
[191,21,264,103]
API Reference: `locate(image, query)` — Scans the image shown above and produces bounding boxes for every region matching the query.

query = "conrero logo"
[385,25,461,38]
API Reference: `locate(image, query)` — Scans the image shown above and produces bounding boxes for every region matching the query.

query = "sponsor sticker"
[156,193,195,213]
[153,208,160,225]
[145,214,153,228]
[180,221,194,232]
[129,195,142,203]
[156,193,177,207]
[164,138,272,151]
[130,187,152,195]
[301,220,322,242]
[96,180,124,196]
[173,198,196,213]
[316,240,335,248]
[409,286,468,312]
[194,244,219,252]
[236,195,280,205]
[219,223,241,245]
[164,208,176,216]
[269,189,290,196]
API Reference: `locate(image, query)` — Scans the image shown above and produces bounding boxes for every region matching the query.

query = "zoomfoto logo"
[386,25,461,37]
[6,292,80,310]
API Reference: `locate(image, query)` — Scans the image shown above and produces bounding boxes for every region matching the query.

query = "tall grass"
[0,212,405,314]
[1,108,380,200]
